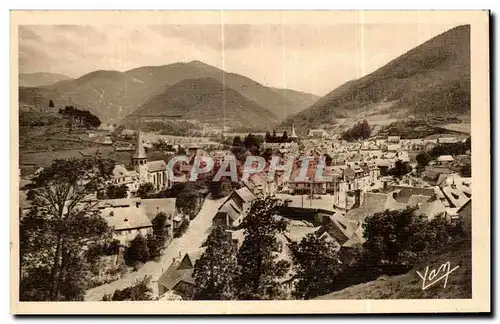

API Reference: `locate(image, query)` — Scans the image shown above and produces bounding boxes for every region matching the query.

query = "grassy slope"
[315,238,472,299]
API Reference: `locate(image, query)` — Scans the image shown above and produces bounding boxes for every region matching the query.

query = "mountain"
[122,77,279,130]
[19,70,153,122]
[280,25,471,134]
[126,60,319,120]
[19,72,72,87]
[19,61,317,124]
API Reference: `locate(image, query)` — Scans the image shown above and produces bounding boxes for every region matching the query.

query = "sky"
[18,23,459,96]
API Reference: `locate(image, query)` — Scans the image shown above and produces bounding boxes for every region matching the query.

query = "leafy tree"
[136,182,155,199]
[146,234,163,261]
[271,130,277,143]
[194,226,238,300]
[234,196,290,300]
[20,155,115,301]
[342,120,371,141]
[415,151,431,169]
[265,131,272,143]
[176,183,204,219]
[261,148,273,162]
[460,163,472,177]
[324,154,333,166]
[125,234,150,266]
[105,184,129,199]
[389,160,411,179]
[291,234,342,299]
[152,212,168,239]
[102,275,153,301]
[232,136,242,147]
[361,207,454,274]
[48,100,54,108]
[281,131,289,143]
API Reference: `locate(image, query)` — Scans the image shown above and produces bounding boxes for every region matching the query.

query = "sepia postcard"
[10,10,490,314]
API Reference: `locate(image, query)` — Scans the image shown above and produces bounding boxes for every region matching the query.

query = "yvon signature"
[416,262,460,290]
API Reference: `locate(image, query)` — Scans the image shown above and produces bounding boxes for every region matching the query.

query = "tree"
[281,131,288,143]
[234,196,290,300]
[389,160,411,179]
[125,234,150,266]
[48,100,54,108]
[271,130,277,143]
[291,234,342,299]
[265,131,272,143]
[232,136,242,147]
[415,152,431,169]
[361,207,453,274]
[102,276,153,301]
[136,182,155,199]
[194,226,238,300]
[324,154,333,166]
[105,184,129,199]
[176,183,204,219]
[146,234,162,261]
[460,163,472,177]
[341,120,371,141]
[20,155,115,301]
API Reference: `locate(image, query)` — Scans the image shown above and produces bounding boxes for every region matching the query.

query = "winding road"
[84,195,225,301]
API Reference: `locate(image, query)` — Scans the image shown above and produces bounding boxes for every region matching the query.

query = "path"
[84,195,225,301]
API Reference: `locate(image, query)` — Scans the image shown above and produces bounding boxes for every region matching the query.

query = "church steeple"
[290,124,297,138]
[133,130,147,160]
[132,130,148,176]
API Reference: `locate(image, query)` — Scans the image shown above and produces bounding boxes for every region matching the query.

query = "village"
[19,120,472,301]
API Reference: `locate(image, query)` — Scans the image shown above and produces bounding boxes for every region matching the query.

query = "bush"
[174,219,190,238]
[124,235,150,266]
[102,276,153,301]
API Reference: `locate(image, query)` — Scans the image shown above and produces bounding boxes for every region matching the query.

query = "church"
[111,131,169,194]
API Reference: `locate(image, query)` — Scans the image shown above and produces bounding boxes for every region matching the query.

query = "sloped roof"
[141,198,177,222]
[437,155,454,162]
[97,198,141,209]
[346,192,407,223]
[157,262,194,291]
[285,225,320,243]
[417,200,447,219]
[102,206,152,230]
[218,200,242,222]
[147,160,167,172]
[407,195,432,207]
[235,187,255,203]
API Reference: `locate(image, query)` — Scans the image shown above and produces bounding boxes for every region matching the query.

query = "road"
[84,195,225,301]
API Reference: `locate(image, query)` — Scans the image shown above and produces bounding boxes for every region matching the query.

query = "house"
[387,144,401,152]
[98,199,153,244]
[141,198,178,237]
[288,165,342,195]
[387,136,400,144]
[437,155,455,164]
[345,192,407,224]
[212,187,256,228]
[308,129,328,138]
[437,137,457,144]
[111,164,140,194]
[157,248,206,298]
[315,213,362,248]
